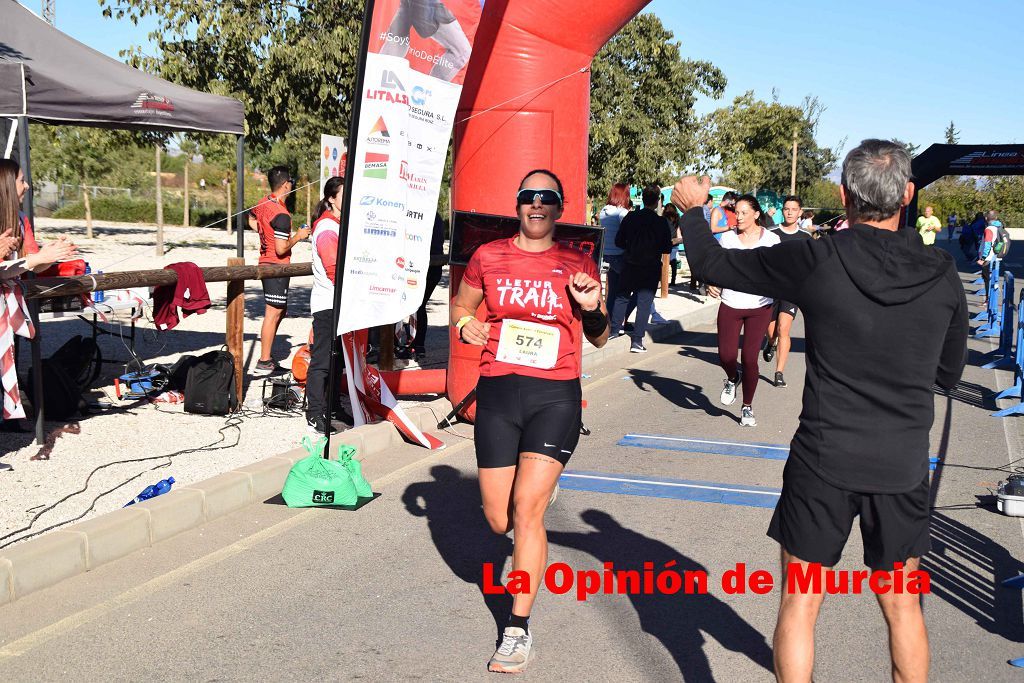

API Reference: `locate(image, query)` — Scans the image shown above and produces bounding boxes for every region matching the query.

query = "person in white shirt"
[707,194,780,426]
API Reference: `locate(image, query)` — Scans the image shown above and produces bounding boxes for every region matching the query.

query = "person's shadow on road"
[549,509,773,681]
[627,368,737,423]
[401,465,513,644]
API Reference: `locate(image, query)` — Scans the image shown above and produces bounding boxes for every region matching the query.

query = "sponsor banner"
[341,329,445,450]
[320,134,348,197]
[337,0,486,335]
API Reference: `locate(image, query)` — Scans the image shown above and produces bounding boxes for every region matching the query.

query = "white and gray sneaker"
[720,376,739,406]
[740,405,757,427]
[488,627,533,673]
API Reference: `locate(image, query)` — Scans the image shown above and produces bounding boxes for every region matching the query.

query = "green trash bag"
[338,444,373,498]
[281,436,357,507]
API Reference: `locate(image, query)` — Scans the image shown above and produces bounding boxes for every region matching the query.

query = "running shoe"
[774,372,787,388]
[740,405,757,427]
[763,338,777,363]
[254,359,287,376]
[630,342,648,353]
[488,627,533,673]
[720,375,739,406]
[306,415,338,435]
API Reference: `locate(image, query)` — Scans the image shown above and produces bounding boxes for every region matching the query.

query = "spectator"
[947,212,958,239]
[610,184,673,353]
[675,138,967,682]
[401,212,446,362]
[915,205,941,246]
[598,183,631,313]
[305,176,345,434]
[962,211,986,259]
[976,210,1002,304]
[799,209,816,232]
[0,159,76,270]
[663,202,683,286]
[250,166,310,375]
[709,191,738,237]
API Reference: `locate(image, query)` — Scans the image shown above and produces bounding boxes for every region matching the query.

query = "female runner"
[451,169,609,673]
[708,194,779,427]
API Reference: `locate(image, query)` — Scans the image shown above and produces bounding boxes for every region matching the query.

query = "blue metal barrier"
[983,270,1016,369]
[992,289,1024,418]
[976,260,1003,338]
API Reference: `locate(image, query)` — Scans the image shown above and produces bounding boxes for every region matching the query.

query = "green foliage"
[890,138,920,157]
[700,93,837,194]
[919,176,1024,229]
[53,196,227,227]
[588,14,725,198]
[801,178,843,210]
[101,0,364,181]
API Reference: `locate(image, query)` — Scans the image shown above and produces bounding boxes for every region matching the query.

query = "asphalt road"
[0,247,1022,682]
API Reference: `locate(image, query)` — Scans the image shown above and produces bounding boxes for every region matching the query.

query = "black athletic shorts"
[767,454,931,571]
[262,276,291,309]
[773,299,798,320]
[474,374,582,468]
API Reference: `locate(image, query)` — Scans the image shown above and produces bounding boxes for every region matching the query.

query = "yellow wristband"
[454,315,474,331]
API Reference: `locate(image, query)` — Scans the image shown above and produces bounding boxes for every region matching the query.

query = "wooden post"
[226,256,246,407]
[379,323,395,371]
[155,145,164,256]
[790,129,799,195]
[183,161,190,227]
[660,254,670,298]
[82,185,93,239]
[225,179,232,234]
[305,178,311,227]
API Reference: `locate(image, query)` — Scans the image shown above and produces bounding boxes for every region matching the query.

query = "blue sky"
[20,0,1024,159]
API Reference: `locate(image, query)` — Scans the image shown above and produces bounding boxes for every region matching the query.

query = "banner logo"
[363,152,389,179]
[367,116,391,145]
[400,161,428,191]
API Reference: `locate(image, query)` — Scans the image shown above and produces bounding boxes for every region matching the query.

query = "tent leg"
[235,135,245,258]
[17,117,44,444]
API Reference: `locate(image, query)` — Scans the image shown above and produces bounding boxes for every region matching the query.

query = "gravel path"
[1,218,452,546]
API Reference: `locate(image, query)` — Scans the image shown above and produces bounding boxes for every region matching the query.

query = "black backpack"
[26,335,102,420]
[184,349,238,415]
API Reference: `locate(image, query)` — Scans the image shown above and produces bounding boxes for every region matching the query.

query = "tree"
[890,138,920,157]
[588,14,725,198]
[944,121,960,145]
[32,127,116,238]
[102,0,365,181]
[699,92,837,194]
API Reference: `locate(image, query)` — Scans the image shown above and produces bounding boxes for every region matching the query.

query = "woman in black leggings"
[707,195,780,426]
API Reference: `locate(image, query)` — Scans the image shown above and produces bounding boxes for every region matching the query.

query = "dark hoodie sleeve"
[935,268,969,389]
[680,207,826,304]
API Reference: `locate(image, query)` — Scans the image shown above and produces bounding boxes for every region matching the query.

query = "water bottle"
[124,476,175,507]
[94,271,105,303]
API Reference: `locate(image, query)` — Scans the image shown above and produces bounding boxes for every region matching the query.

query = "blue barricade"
[992,289,1024,418]
[983,270,1016,369]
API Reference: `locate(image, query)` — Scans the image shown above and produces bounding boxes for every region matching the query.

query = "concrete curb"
[0,300,718,606]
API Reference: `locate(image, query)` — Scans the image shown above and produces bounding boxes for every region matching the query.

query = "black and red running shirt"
[462,237,600,381]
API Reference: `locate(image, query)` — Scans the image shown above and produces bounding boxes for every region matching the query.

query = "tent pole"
[235,135,245,257]
[18,117,44,444]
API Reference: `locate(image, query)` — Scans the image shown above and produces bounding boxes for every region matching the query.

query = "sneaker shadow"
[401,464,513,644]
[548,509,774,680]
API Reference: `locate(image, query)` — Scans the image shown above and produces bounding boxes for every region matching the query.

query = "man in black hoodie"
[674,139,967,683]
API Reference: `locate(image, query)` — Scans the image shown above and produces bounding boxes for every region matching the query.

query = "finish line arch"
[444,0,654,420]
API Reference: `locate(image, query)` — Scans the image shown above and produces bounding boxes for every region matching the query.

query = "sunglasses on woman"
[516,188,562,206]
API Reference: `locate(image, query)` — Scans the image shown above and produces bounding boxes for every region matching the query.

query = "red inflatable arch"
[446,0,653,420]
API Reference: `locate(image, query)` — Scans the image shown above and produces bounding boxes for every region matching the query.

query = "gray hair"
[841,139,912,221]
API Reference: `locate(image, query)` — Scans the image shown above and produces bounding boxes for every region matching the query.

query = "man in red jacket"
[250,166,310,375]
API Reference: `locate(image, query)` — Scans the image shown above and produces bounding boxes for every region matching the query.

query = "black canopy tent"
[0,0,246,442]
[908,144,1024,225]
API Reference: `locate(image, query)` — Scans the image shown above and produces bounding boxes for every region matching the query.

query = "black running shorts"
[474,374,582,468]
[262,276,291,309]
[773,299,798,320]
[767,455,931,571]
